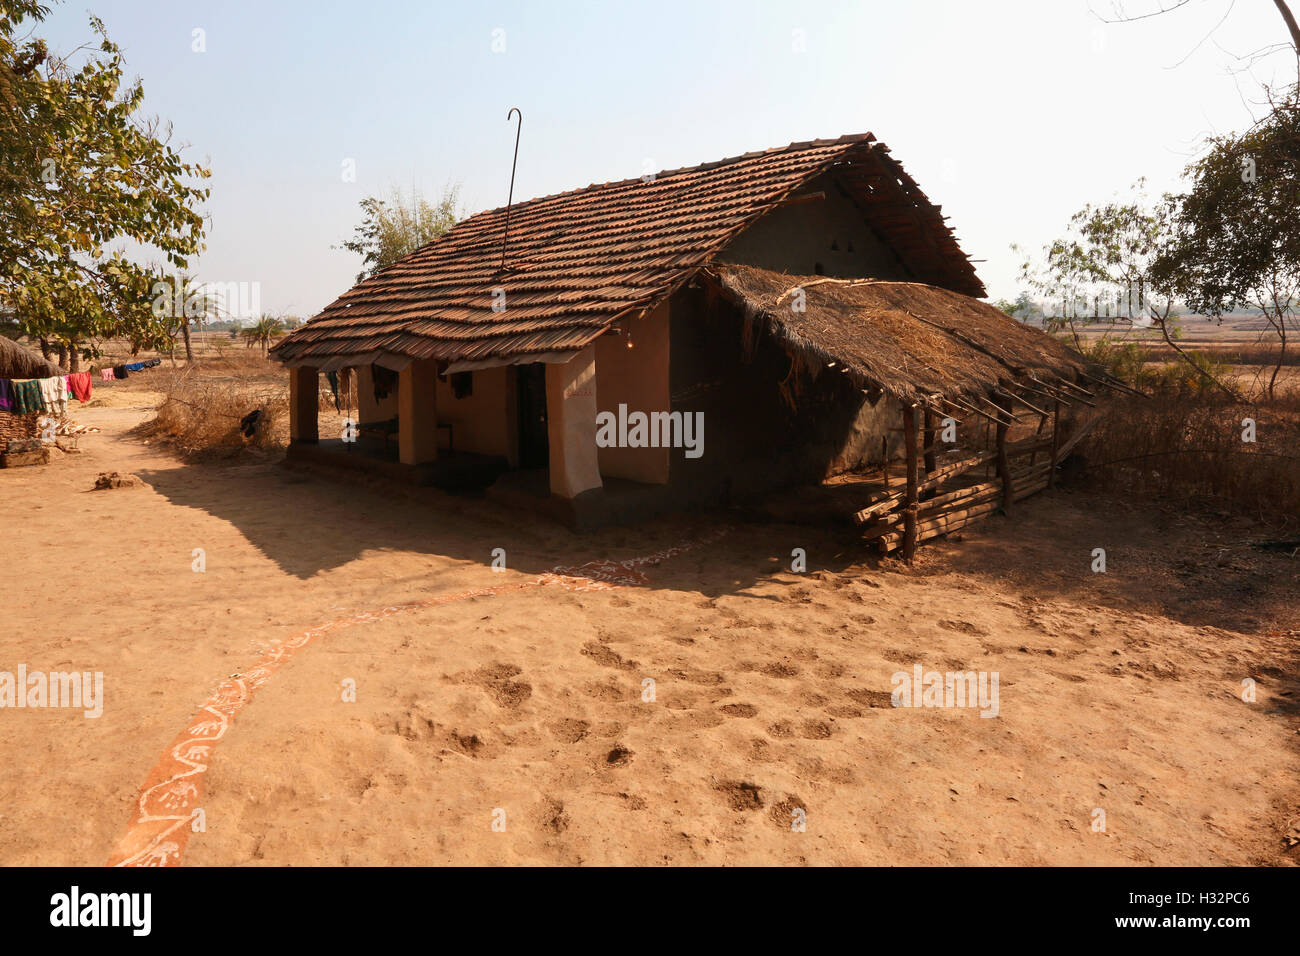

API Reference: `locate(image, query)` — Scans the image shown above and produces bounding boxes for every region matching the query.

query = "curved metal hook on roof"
[499,107,523,272]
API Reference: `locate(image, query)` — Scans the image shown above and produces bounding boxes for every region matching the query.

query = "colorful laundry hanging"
[0,379,11,411]
[66,371,92,402]
[100,368,115,382]
[9,379,43,415]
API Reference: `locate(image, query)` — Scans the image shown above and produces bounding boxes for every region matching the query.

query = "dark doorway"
[516,363,549,468]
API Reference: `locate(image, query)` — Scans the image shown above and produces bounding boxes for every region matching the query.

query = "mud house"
[272,133,1107,534]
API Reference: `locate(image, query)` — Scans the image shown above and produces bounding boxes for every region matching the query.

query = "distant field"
[1019,315,1299,368]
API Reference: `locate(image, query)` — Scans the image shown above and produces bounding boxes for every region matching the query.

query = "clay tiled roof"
[273,133,985,370]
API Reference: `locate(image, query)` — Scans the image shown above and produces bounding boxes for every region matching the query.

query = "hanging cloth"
[66,371,93,402]
[0,379,11,411]
[372,364,397,400]
[37,376,68,417]
[9,379,44,415]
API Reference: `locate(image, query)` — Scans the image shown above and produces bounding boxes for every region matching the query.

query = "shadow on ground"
[135,457,1298,636]
[132,458,867,594]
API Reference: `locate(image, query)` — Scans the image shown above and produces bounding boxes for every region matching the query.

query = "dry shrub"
[1078,388,1300,532]
[137,366,289,459]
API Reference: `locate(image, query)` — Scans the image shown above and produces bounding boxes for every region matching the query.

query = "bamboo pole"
[1028,373,1095,407]
[997,386,1048,418]
[1029,409,1048,467]
[902,404,919,563]
[852,448,999,524]
[1048,400,1061,489]
[1009,379,1072,408]
[923,408,937,475]
[995,394,1013,513]
[1052,410,1101,463]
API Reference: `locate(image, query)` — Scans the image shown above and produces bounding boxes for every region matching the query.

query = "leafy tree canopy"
[0,0,210,360]
[338,185,460,283]
[1151,90,1300,397]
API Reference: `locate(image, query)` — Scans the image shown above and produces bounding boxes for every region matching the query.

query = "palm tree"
[178,277,223,363]
[241,315,285,356]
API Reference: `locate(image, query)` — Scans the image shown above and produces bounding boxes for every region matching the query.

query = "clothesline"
[0,356,167,418]
[98,358,163,381]
[0,372,91,417]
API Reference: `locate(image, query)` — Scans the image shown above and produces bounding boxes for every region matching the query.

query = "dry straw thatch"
[0,335,63,379]
[709,264,1092,406]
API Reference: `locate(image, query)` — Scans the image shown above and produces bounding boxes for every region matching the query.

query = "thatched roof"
[273,133,984,372]
[709,264,1094,407]
[0,336,63,380]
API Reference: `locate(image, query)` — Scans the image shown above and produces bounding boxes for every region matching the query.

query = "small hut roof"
[709,264,1093,406]
[0,336,63,379]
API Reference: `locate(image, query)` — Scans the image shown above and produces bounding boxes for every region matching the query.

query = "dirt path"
[1,402,1296,865]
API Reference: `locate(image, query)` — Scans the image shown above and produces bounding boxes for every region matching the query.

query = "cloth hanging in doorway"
[0,379,11,411]
[372,365,397,401]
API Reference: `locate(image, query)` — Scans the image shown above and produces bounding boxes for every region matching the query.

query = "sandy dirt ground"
[1,384,1298,866]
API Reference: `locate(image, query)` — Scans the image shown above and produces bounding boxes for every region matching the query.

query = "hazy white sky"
[38,0,1300,315]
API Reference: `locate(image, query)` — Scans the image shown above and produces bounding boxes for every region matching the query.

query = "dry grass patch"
[136,365,289,459]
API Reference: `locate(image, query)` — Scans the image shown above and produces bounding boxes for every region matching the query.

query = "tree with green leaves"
[1151,91,1300,400]
[1014,181,1174,343]
[337,185,460,282]
[241,315,285,356]
[1,0,210,367]
[1017,181,1250,399]
[164,276,224,363]
[992,291,1038,322]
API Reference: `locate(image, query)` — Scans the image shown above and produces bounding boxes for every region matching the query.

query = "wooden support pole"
[922,408,936,475]
[1048,399,1062,489]
[1029,410,1048,466]
[881,436,889,489]
[902,404,919,563]
[994,394,1013,513]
